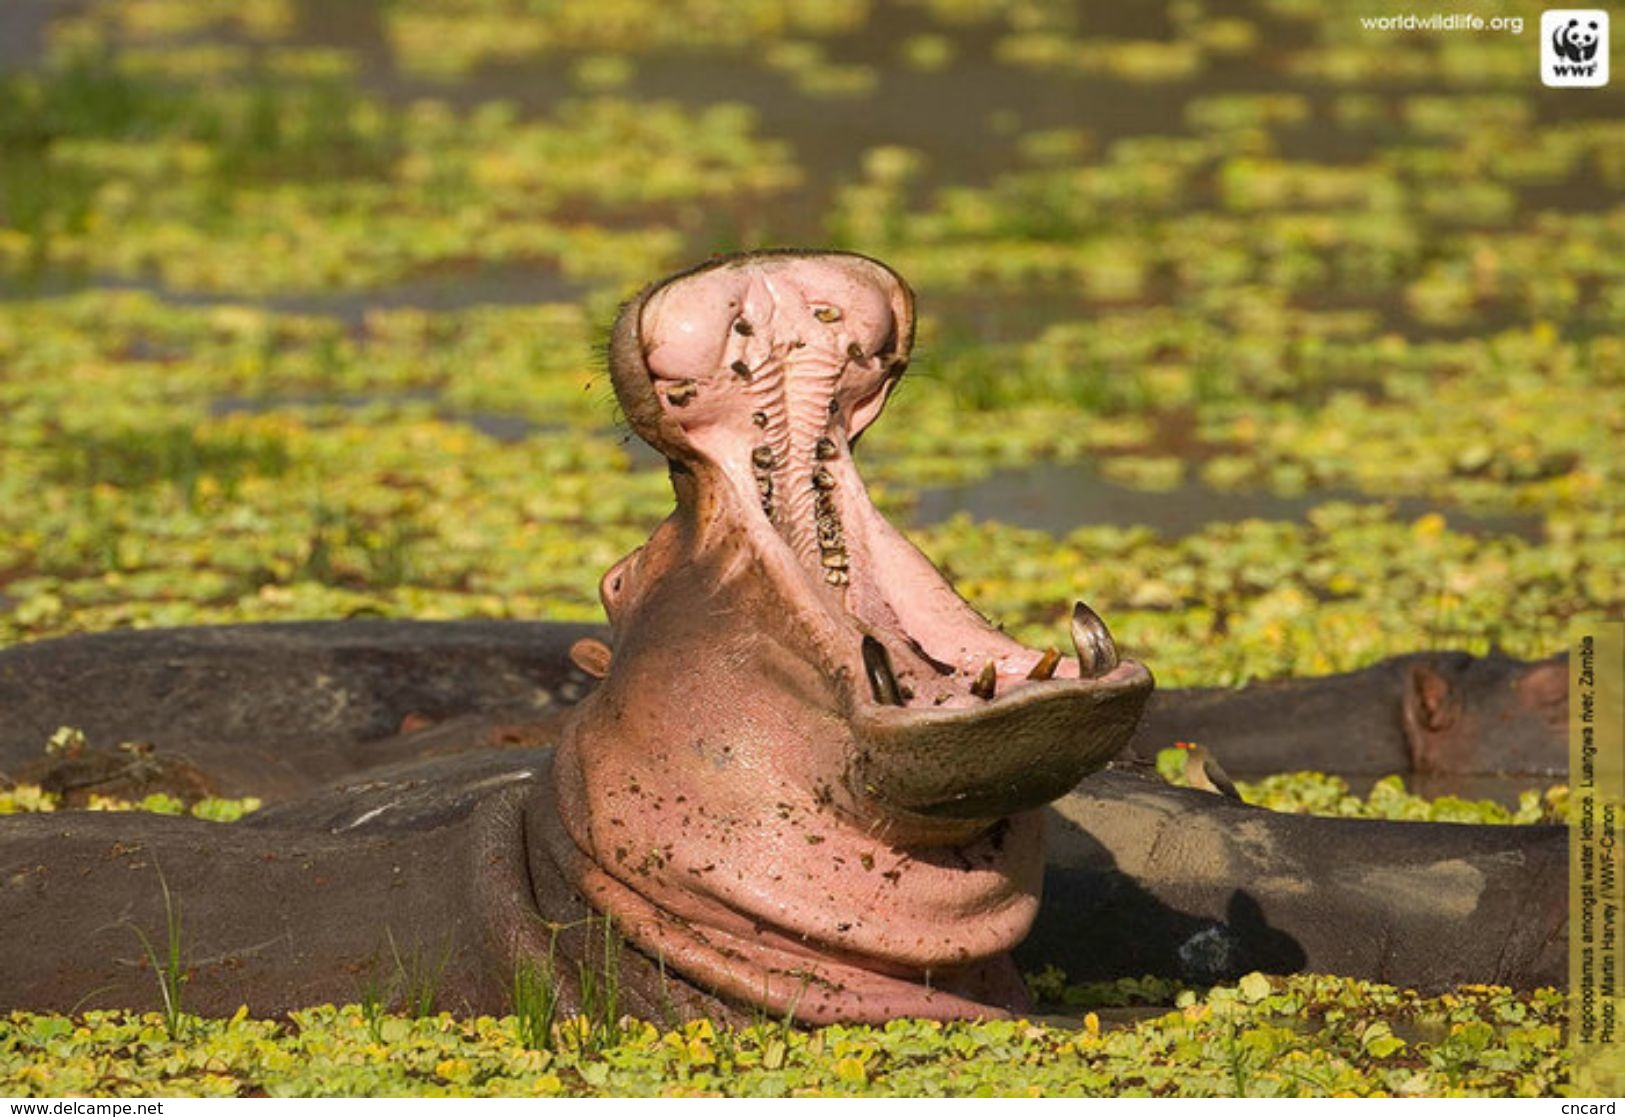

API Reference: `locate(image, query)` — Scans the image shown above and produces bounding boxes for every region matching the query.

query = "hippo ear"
[1405,662,1457,732]
[1515,658,1568,712]
[568,638,613,679]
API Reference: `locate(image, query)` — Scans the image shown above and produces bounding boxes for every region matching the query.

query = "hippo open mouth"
[543,251,1153,1023]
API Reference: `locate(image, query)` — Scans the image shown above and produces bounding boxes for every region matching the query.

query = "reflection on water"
[909,460,1544,541]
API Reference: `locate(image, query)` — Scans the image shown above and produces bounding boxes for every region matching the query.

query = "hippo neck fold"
[547,251,1153,1023]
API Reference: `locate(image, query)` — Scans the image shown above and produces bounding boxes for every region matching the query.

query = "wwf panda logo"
[1553,18,1601,63]
[1542,9,1609,87]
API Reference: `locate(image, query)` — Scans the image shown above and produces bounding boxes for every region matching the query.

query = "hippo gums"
[0,252,1569,1027]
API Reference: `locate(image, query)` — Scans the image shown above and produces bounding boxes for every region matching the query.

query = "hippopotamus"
[0,251,1568,1026]
[1130,649,1569,783]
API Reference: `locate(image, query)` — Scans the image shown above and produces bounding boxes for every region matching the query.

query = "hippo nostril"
[862,636,905,706]
[1071,602,1120,680]
[731,360,752,378]
[733,318,754,336]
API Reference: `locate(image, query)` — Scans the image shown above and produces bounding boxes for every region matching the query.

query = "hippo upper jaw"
[550,251,1154,1023]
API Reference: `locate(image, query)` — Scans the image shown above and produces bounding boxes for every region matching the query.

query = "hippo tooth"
[970,659,998,700]
[862,636,905,706]
[1026,647,1062,681]
[1070,602,1120,679]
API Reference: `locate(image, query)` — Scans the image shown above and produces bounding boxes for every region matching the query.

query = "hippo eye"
[813,306,842,324]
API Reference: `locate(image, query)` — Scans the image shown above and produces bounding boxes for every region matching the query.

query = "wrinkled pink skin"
[543,252,1152,1024]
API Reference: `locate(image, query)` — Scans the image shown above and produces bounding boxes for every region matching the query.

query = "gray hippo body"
[1130,650,1568,784]
[0,621,1566,1020]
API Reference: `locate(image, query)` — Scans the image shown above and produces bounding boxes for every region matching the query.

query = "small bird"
[1176,741,1243,802]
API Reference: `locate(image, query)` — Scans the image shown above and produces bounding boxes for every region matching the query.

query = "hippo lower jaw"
[850,656,1153,825]
[546,251,1152,1023]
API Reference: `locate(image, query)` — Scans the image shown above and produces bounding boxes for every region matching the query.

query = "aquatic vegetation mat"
[0,976,1568,1097]
[1,0,1618,1096]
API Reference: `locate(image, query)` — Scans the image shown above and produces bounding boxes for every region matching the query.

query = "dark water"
[1028,1005,1171,1031]
[0,0,50,71]
[210,390,1546,545]
[2,264,582,327]
[909,460,1544,540]
[210,391,568,443]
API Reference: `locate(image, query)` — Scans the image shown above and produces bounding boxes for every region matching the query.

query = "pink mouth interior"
[636,254,1095,713]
